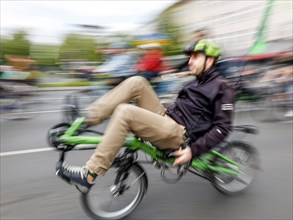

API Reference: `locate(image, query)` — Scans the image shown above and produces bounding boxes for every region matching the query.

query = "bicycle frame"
[59,117,241,177]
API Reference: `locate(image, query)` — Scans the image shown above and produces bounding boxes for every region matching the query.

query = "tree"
[0,31,31,61]
[59,34,99,61]
[158,12,183,56]
[30,44,60,69]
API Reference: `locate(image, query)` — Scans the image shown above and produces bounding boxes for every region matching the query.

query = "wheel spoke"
[212,141,258,195]
[234,176,250,185]
[82,164,146,219]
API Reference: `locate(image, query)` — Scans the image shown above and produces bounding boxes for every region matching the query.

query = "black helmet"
[184,39,221,61]
[183,41,198,56]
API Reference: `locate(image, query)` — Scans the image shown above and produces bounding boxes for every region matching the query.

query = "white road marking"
[0,109,66,115]
[0,148,54,157]
[0,145,96,157]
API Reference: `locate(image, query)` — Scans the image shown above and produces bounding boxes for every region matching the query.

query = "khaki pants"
[85,76,185,175]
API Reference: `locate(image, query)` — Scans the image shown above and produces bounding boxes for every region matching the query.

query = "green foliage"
[158,13,183,56]
[59,34,100,61]
[0,31,31,61]
[30,44,60,69]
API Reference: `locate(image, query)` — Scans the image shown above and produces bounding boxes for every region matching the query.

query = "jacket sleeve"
[189,84,235,157]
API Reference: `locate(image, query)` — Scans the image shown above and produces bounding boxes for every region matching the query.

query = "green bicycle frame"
[59,117,240,176]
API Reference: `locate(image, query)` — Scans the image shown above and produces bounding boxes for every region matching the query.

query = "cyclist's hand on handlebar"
[172,147,192,166]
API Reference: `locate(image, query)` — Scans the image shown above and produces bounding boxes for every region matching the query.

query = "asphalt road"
[1,99,292,219]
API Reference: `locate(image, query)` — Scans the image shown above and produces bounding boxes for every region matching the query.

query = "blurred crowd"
[1,31,292,118]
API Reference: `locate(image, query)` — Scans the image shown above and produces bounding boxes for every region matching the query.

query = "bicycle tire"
[81,163,147,220]
[47,122,75,150]
[211,141,259,196]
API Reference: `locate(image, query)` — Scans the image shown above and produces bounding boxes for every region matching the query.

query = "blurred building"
[130,0,292,56]
[70,24,123,44]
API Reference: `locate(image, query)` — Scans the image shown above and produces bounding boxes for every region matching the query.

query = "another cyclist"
[136,43,164,80]
[93,42,138,85]
[56,39,235,193]
[135,43,169,94]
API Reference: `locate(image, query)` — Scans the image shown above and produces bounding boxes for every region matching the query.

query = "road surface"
[1,97,292,220]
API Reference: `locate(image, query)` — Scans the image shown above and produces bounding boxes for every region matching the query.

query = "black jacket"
[166,67,235,157]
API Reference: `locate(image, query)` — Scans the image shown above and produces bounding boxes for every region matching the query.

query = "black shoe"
[56,162,96,193]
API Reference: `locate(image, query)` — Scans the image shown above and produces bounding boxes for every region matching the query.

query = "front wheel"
[211,141,259,195]
[81,163,148,220]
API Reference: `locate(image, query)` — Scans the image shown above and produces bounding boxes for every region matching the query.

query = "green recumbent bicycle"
[48,117,260,220]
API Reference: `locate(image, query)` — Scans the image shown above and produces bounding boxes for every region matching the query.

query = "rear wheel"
[211,141,259,195]
[47,123,75,151]
[81,163,147,220]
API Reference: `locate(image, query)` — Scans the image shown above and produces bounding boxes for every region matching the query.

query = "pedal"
[153,160,162,169]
